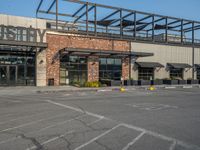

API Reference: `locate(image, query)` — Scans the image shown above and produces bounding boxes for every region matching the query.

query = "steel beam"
[182,25,200,33]
[47,0,56,13]
[101,10,120,21]
[172,21,192,29]
[136,14,153,23]
[109,11,134,25]
[72,4,86,17]
[165,17,168,42]
[38,10,79,18]
[167,20,181,26]
[74,5,95,23]
[36,0,43,16]
[56,0,58,29]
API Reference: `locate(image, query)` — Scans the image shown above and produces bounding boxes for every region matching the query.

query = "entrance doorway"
[0,55,36,86]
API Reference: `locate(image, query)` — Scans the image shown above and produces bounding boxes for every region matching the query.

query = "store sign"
[0,25,46,43]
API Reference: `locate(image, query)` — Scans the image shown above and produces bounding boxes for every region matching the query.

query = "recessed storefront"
[60,55,87,85]
[99,58,122,81]
[0,52,35,86]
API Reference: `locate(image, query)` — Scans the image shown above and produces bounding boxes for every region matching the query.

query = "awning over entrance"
[167,63,192,69]
[59,47,153,58]
[195,64,200,69]
[136,62,164,68]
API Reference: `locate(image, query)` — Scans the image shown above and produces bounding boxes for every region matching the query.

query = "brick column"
[122,57,130,80]
[87,56,99,82]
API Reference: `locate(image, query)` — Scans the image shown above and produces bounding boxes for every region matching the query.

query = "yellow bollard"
[120,87,126,92]
[148,85,155,91]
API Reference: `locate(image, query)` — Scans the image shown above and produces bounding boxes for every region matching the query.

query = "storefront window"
[0,55,35,86]
[138,67,154,80]
[60,55,87,85]
[170,68,183,79]
[99,58,122,80]
[197,68,200,80]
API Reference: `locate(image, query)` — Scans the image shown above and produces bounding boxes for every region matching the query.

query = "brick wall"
[46,33,130,85]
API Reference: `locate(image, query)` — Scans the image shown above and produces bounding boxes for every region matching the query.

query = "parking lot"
[0,87,200,150]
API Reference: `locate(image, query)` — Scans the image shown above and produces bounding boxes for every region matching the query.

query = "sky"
[0,0,199,22]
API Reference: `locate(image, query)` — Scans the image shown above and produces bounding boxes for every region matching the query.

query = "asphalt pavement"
[0,86,200,150]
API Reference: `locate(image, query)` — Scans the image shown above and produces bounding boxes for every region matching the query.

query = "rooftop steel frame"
[36,0,200,47]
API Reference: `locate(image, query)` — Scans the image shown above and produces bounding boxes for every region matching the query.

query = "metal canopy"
[136,62,164,68]
[167,63,192,69]
[36,0,200,46]
[60,47,153,58]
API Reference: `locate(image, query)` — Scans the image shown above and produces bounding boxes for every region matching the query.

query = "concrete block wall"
[131,42,200,80]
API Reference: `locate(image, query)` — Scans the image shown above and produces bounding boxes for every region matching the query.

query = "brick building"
[0,0,200,86]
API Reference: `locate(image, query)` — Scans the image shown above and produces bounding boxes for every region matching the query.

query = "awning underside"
[136,62,164,68]
[60,48,153,58]
[195,64,200,68]
[167,63,192,69]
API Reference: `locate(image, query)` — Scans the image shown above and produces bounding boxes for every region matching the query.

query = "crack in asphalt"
[18,133,44,150]
[95,140,112,150]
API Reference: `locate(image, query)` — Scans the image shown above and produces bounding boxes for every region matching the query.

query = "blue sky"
[0,0,199,21]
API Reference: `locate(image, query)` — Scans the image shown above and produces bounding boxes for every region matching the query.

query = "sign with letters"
[0,25,46,43]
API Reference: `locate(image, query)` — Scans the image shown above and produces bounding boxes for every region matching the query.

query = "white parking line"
[86,117,104,126]
[46,100,105,119]
[0,114,86,145]
[122,131,145,150]
[26,130,74,150]
[74,124,121,150]
[0,110,60,125]
[169,141,177,150]
[0,112,75,133]
[46,100,200,150]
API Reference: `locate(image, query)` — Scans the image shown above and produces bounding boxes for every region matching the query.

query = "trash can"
[48,78,54,86]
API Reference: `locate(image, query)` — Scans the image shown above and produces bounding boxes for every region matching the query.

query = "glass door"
[9,66,17,85]
[0,66,7,85]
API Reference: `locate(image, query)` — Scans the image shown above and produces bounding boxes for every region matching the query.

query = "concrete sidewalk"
[0,84,199,96]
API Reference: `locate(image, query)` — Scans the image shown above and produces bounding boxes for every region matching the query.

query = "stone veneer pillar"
[87,56,99,82]
[122,57,130,80]
[36,50,47,86]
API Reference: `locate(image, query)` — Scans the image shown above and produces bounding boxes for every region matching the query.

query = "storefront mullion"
[99,58,122,81]
[60,55,87,85]
[197,68,200,80]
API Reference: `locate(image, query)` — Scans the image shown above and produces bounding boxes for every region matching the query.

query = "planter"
[132,80,139,86]
[151,80,163,85]
[124,80,138,86]
[163,80,178,85]
[124,80,132,86]
[111,80,121,86]
[138,80,151,86]
[187,80,199,84]
[100,80,111,86]
[178,80,187,85]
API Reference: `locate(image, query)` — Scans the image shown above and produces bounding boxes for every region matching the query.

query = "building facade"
[0,0,200,86]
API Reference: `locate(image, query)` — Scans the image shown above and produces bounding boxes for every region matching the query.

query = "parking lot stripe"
[26,130,74,150]
[122,131,145,150]
[169,141,177,150]
[74,124,122,150]
[0,114,86,145]
[86,117,104,126]
[0,110,60,125]
[46,100,105,119]
[122,123,200,150]
[0,112,74,133]
[46,100,200,150]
